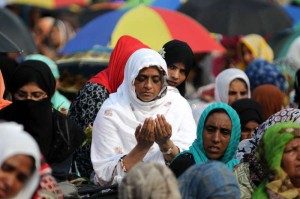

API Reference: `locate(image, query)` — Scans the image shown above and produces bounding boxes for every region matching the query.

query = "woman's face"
[202,112,232,160]
[167,62,186,88]
[281,137,300,187]
[228,79,248,105]
[14,82,47,101]
[240,120,259,140]
[0,155,34,198]
[50,25,61,47]
[134,66,163,102]
[241,44,254,66]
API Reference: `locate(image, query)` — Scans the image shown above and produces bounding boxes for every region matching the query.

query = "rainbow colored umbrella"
[6,0,90,9]
[61,5,225,54]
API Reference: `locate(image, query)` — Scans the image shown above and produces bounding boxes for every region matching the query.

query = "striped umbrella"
[61,5,225,54]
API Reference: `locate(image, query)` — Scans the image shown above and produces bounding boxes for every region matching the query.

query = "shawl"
[179,161,240,199]
[0,70,11,109]
[159,39,195,96]
[231,98,263,130]
[245,59,286,92]
[252,122,300,199]
[91,48,196,185]
[252,84,285,121]
[214,68,251,104]
[179,102,241,170]
[119,162,181,199]
[235,108,300,186]
[89,35,149,93]
[0,121,41,199]
[237,34,274,70]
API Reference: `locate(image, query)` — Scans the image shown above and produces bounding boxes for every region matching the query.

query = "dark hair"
[204,108,230,125]
[230,78,248,91]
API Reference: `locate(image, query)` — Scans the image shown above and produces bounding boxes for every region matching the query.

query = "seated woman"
[169,102,241,177]
[68,35,149,178]
[252,122,300,198]
[0,121,41,199]
[231,98,263,140]
[159,39,195,97]
[178,161,240,199]
[214,68,251,105]
[0,60,85,181]
[234,108,300,198]
[91,48,196,186]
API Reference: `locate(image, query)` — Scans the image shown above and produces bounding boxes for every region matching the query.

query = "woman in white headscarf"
[91,48,196,186]
[214,68,251,105]
[0,121,41,199]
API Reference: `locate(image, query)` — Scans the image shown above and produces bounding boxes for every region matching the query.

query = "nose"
[212,132,221,143]
[170,70,179,80]
[3,173,15,189]
[144,79,153,89]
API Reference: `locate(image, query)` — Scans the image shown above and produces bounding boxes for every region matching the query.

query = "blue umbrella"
[284,5,300,27]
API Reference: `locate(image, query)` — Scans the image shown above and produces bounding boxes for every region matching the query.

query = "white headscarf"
[0,121,41,199]
[214,68,251,104]
[91,48,196,185]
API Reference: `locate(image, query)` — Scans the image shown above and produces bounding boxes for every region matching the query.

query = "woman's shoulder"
[169,152,195,178]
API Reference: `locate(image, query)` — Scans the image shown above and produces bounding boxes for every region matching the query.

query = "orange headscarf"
[89,35,149,93]
[0,70,11,110]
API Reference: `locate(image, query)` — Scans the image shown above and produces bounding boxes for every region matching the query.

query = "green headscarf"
[178,102,241,171]
[253,122,300,199]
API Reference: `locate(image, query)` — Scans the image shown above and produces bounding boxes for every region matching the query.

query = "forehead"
[138,66,161,75]
[286,137,300,147]
[206,112,232,126]
[18,82,43,92]
[229,79,247,89]
[169,62,186,69]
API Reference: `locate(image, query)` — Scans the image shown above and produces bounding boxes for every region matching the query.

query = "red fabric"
[89,35,149,93]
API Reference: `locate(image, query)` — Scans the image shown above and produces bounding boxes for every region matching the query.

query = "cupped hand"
[135,117,155,149]
[154,114,172,145]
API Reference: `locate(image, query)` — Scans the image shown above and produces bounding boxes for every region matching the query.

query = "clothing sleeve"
[91,108,127,186]
[172,100,197,152]
[67,82,109,130]
[169,153,195,178]
[234,163,255,199]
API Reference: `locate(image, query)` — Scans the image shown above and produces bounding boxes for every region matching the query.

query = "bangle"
[161,143,175,155]
[120,155,127,172]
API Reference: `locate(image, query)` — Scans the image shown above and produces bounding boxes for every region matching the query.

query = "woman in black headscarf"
[231,98,263,140]
[0,60,85,181]
[159,39,195,96]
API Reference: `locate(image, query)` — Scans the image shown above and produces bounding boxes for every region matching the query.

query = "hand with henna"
[135,117,156,150]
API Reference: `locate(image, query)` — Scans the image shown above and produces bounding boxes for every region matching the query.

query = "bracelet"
[120,155,127,172]
[161,143,175,155]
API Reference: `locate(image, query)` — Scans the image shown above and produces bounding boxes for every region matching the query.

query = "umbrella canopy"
[178,0,293,36]
[0,8,36,54]
[61,5,225,54]
[0,31,22,53]
[6,0,90,9]
[284,4,300,27]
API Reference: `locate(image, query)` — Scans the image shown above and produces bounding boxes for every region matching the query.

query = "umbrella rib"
[0,31,23,54]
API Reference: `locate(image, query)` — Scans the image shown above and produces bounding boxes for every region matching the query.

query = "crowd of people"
[1,3,300,199]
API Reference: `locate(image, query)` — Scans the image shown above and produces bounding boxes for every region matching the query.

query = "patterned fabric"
[178,102,241,171]
[234,162,256,199]
[236,108,300,162]
[235,109,300,198]
[179,161,240,199]
[68,82,109,130]
[33,158,63,199]
[245,59,286,92]
[252,122,300,199]
[68,82,109,178]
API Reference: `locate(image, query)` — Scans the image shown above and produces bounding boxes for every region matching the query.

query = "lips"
[0,188,7,197]
[167,80,178,87]
[207,146,221,153]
